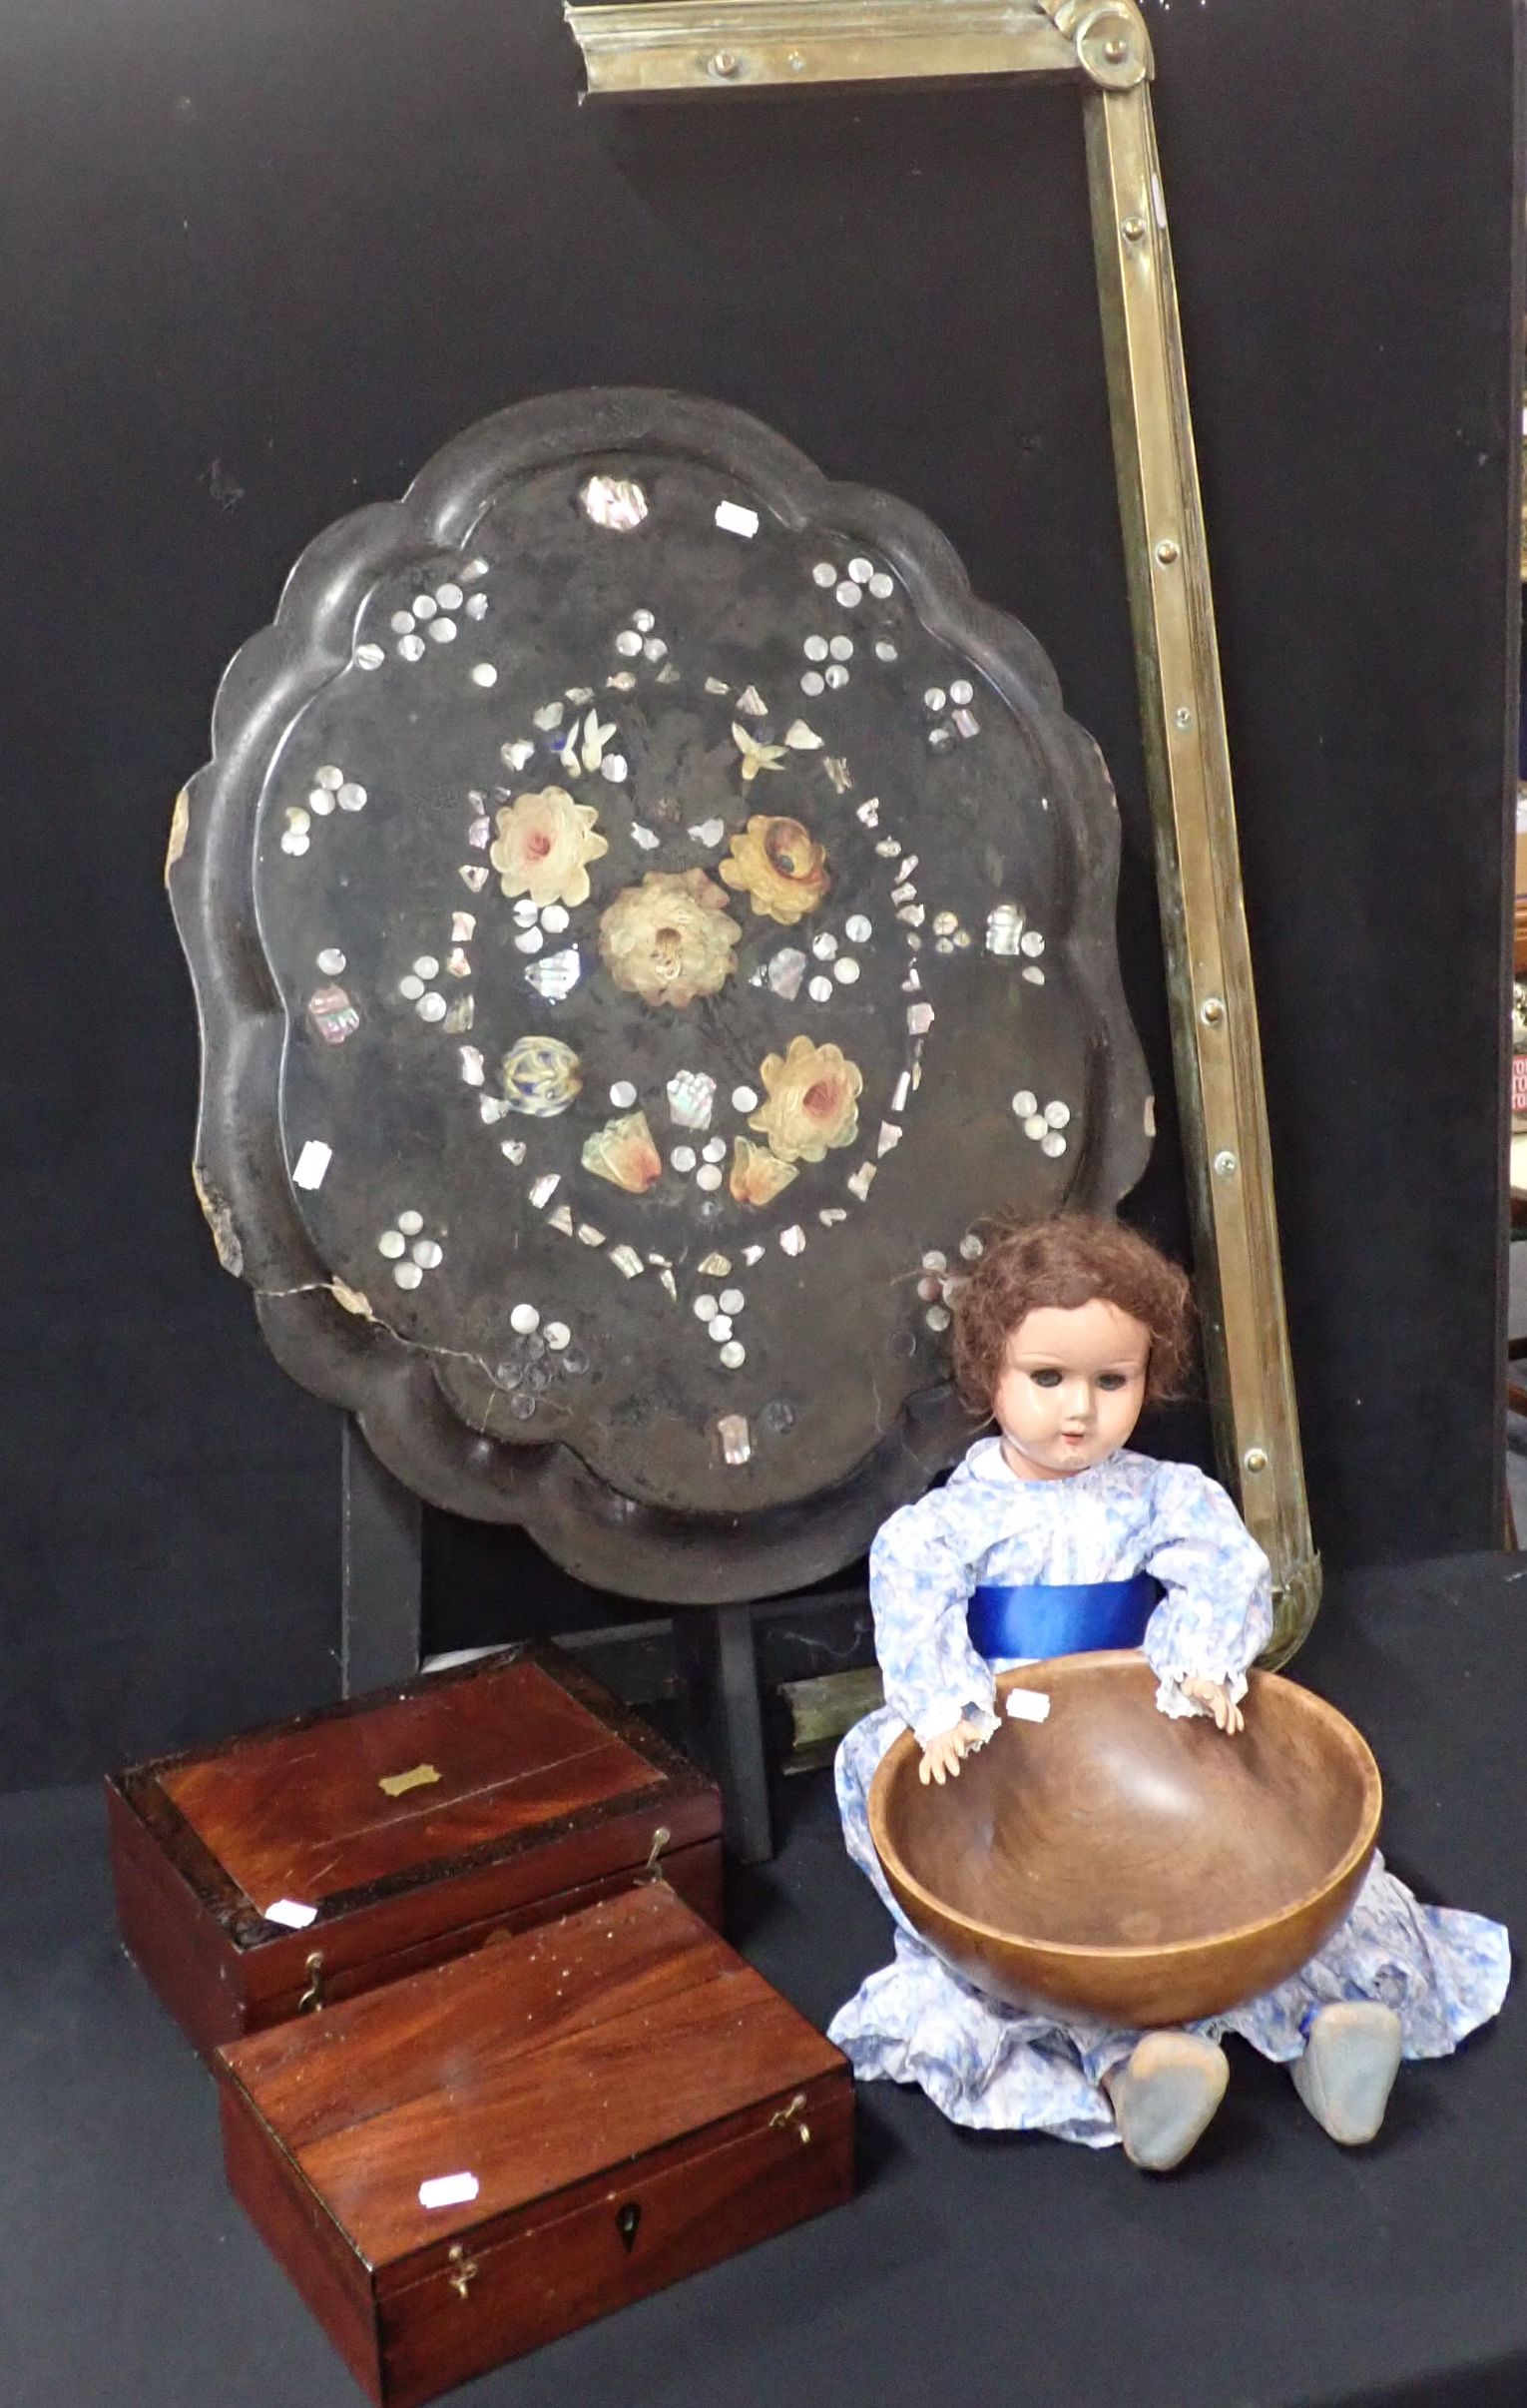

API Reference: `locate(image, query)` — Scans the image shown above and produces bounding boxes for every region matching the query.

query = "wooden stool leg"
[340,1421,424,1695]
[674,1605,774,1865]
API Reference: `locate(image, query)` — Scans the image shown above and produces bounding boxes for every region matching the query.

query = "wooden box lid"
[217,1884,852,2403]
[108,1644,721,2048]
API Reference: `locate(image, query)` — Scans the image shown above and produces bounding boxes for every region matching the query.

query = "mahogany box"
[217,1880,853,2405]
[107,1643,722,2054]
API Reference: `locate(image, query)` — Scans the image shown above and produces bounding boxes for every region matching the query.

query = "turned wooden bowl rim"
[868,1652,1383,1965]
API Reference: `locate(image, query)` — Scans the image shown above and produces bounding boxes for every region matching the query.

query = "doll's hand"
[918,1716,988,1785]
[1179,1676,1245,1735]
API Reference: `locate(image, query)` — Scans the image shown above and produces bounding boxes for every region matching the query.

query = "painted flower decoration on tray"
[490,788,609,909]
[582,1109,663,1194]
[597,870,742,1008]
[751,1035,863,1163]
[733,722,788,783]
[720,816,831,927]
[729,1136,799,1208]
[501,1034,583,1117]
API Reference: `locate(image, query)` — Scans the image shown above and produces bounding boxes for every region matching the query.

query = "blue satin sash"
[967,1573,1161,1661]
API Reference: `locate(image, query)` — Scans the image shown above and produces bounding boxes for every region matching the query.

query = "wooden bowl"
[868,1653,1381,2027]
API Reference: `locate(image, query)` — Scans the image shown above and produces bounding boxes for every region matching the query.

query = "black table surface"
[5,1551,1525,2408]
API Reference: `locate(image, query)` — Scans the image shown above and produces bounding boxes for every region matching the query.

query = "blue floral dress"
[830,1439,1510,2144]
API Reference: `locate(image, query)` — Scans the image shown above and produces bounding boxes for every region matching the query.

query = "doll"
[830,1213,1509,2170]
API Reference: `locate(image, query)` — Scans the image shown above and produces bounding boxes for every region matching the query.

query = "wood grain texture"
[217,1882,852,2405]
[221,1882,843,2266]
[107,1783,248,2056]
[108,1644,722,2052]
[159,1653,663,1907]
[221,2080,384,2403]
[279,1835,726,2022]
[870,1654,1380,2026]
[376,2089,854,2408]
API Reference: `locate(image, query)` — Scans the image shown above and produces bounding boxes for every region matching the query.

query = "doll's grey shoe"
[1106,2032,1230,2171]
[1289,2002,1403,2143]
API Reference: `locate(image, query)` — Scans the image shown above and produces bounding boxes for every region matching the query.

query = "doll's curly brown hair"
[950,1212,1194,1417]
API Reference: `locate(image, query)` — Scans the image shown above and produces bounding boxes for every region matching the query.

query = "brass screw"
[1155,538,1181,565]
[1200,995,1226,1026]
[1103,35,1127,60]
[708,49,740,75]
[1174,705,1193,730]
[1214,1149,1239,1178]
[1243,1447,1270,1475]
[1122,216,1147,242]
[787,50,806,70]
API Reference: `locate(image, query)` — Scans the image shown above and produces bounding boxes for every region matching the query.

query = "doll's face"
[992,1297,1151,1481]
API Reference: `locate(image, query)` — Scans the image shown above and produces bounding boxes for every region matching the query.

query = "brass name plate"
[377,1763,443,1798]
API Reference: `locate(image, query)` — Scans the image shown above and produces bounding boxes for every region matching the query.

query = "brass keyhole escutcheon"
[616,2200,641,2253]
[297,1951,324,2014]
[448,2243,479,2300]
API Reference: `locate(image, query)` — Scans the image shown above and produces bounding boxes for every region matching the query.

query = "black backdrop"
[2,0,1521,1788]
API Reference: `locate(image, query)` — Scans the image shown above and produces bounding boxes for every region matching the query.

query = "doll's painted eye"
[1096,1371,1131,1391]
[1029,1368,1063,1388]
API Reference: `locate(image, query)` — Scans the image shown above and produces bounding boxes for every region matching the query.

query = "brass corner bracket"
[1038,0,1154,89]
[562,0,1319,1656]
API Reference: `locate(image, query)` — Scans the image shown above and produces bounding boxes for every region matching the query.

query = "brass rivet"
[1155,538,1181,565]
[1174,706,1193,730]
[1122,216,1147,242]
[1200,995,1226,1026]
[708,49,740,76]
[787,50,806,70]
[1243,1447,1270,1475]
[1214,1149,1239,1178]
[1103,36,1127,60]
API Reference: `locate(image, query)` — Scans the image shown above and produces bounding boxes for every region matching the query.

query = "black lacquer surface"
[172,391,1148,1593]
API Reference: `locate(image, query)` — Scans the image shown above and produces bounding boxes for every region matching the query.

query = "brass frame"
[564,0,1321,1655]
